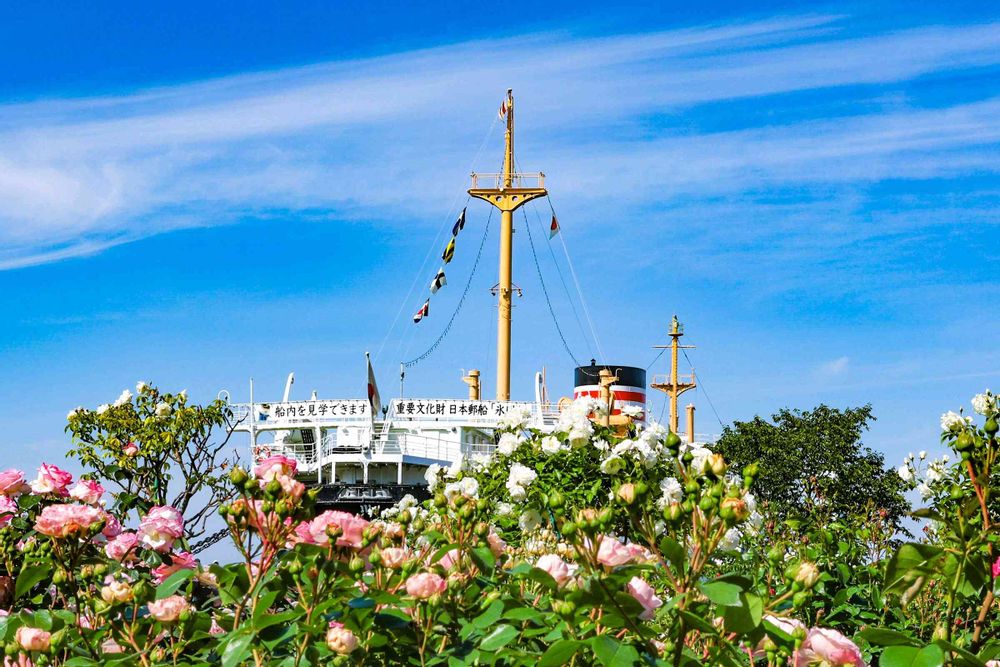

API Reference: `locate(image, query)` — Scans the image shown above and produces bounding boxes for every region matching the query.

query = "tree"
[713,404,910,534]
[66,382,239,543]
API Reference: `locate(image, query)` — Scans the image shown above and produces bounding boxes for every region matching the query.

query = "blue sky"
[0,1,997,474]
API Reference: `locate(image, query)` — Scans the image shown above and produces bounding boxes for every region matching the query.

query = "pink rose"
[294,510,369,549]
[380,547,410,569]
[147,595,191,623]
[274,473,305,500]
[535,554,575,588]
[487,529,507,558]
[69,479,105,505]
[796,628,866,667]
[34,503,105,538]
[139,506,184,552]
[123,442,139,457]
[15,626,51,652]
[152,551,198,584]
[105,531,139,561]
[255,455,297,481]
[29,463,73,496]
[992,557,1000,579]
[326,621,359,655]
[102,513,123,538]
[626,576,663,620]
[102,638,124,654]
[596,535,635,567]
[437,548,461,571]
[405,572,447,599]
[0,469,27,496]
[0,496,17,527]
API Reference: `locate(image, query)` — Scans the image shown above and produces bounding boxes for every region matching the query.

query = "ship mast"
[651,316,697,434]
[469,89,547,400]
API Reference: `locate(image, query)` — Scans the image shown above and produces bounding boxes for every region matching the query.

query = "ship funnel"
[573,363,646,421]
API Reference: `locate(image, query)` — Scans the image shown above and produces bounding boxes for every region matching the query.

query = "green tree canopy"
[713,404,909,533]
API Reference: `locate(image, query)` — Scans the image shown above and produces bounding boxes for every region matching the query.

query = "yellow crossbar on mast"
[468,89,547,400]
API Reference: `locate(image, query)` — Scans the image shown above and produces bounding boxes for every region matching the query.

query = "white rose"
[971,391,992,416]
[519,509,542,532]
[96,404,110,415]
[897,465,914,482]
[917,482,932,499]
[718,527,741,552]
[540,435,565,455]
[918,451,927,460]
[940,411,967,432]
[656,477,683,509]
[600,455,624,475]
[446,457,464,479]
[497,433,522,457]
[620,405,643,418]
[592,438,610,452]
[66,407,83,421]
[423,464,442,491]
[925,464,944,483]
[155,402,172,417]
[136,381,149,394]
[113,389,133,407]
[458,477,479,498]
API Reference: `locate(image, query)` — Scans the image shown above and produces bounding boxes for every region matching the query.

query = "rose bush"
[0,385,996,666]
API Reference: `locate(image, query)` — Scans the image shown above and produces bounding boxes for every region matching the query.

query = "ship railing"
[251,442,318,468]
[469,172,545,191]
[377,431,463,462]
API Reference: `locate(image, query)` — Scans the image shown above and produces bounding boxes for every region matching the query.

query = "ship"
[223,90,713,514]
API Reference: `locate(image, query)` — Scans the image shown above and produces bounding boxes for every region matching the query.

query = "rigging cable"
[527,199,593,360]
[682,348,726,429]
[522,205,582,367]
[402,207,495,368]
[545,195,606,363]
[374,114,500,364]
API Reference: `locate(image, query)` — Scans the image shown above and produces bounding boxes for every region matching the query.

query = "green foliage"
[715,404,910,532]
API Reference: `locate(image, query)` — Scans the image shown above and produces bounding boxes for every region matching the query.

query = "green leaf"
[539,639,583,667]
[16,565,51,598]
[591,635,640,667]
[722,592,763,634]
[221,627,255,667]
[700,579,743,607]
[472,601,504,629]
[479,624,518,652]
[858,628,920,647]
[155,568,195,600]
[880,645,945,667]
[470,546,496,574]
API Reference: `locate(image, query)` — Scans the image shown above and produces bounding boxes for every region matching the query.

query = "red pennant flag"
[549,214,560,239]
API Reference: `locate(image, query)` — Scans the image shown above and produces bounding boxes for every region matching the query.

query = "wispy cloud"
[818,356,850,377]
[0,15,998,269]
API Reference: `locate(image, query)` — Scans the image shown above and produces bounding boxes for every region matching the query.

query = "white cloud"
[0,15,998,269]
[818,356,850,377]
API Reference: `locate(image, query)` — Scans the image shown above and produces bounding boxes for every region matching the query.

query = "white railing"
[469,172,545,190]
[251,442,317,468]
[377,432,463,462]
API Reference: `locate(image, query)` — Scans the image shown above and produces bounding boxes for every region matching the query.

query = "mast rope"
[375,113,500,364]
[522,206,582,367]
[546,195,606,364]
[682,348,726,429]
[527,200,594,360]
[402,207,494,368]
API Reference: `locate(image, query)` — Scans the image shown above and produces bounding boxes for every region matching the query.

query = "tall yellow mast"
[651,315,697,434]
[469,89,547,400]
